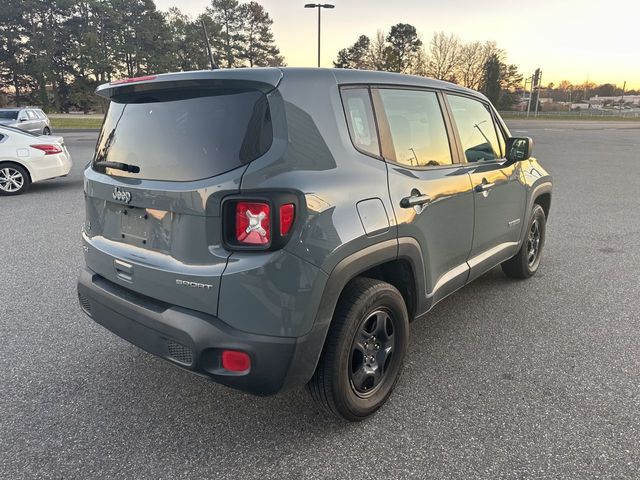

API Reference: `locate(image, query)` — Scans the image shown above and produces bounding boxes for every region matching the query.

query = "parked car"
[0,107,52,135]
[0,125,72,195]
[77,68,552,421]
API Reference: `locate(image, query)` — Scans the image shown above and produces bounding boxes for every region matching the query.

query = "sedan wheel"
[0,165,30,195]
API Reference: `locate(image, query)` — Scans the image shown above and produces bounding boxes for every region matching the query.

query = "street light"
[304,3,335,68]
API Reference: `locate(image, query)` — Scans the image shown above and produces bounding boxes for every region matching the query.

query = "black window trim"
[338,85,384,161]
[368,84,462,171]
[442,92,509,166]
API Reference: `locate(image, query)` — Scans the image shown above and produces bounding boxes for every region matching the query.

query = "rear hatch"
[83,70,281,315]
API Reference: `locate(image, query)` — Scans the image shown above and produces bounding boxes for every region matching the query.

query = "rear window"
[93,89,272,181]
[0,110,19,120]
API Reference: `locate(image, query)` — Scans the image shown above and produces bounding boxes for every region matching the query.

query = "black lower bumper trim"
[77,268,319,396]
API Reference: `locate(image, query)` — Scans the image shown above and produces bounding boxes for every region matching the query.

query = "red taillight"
[110,75,157,85]
[221,350,251,372]
[31,144,63,155]
[280,203,295,235]
[236,202,271,245]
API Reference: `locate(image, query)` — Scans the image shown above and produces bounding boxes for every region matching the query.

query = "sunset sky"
[155,0,639,89]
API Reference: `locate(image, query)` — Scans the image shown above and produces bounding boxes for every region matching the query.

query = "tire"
[502,204,546,279]
[0,164,31,196]
[307,277,409,421]
[43,127,51,135]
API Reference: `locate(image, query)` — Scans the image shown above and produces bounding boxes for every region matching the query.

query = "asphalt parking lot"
[1,120,639,479]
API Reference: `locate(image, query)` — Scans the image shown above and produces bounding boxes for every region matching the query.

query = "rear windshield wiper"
[97,161,140,173]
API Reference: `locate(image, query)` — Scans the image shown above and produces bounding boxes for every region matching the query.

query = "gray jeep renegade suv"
[78,68,552,421]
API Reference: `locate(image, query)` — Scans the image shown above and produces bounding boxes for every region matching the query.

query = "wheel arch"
[519,180,552,247]
[534,191,551,220]
[0,159,34,183]
[284,239,425,388]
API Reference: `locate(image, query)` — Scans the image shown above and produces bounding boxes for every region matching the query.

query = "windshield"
[93,89,272,182]
[0,110,19,120]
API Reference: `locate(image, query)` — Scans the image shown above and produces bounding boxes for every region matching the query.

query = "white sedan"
[0,125,72,195]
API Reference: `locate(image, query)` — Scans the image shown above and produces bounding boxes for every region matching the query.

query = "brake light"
[236,202,271,245]
[110,75,157,85]
[221,350,251,372]
[31,144,62,155]
[280,203,295,235]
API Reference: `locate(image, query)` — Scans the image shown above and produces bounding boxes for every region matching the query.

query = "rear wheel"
[502,204,546,279]
[0,164,30,196]
[307,277,409,421]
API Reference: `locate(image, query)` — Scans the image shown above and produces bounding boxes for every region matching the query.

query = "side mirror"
[19,117,27,122]
[506,137,533,163]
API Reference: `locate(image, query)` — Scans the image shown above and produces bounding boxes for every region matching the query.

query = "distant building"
[590,95,640,105]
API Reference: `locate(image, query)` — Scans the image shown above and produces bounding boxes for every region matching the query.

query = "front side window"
[376,89,452,167]
[341,88,380,157]
[447,95,502,162]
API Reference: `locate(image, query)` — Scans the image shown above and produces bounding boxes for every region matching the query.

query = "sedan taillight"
[31,144,63,155]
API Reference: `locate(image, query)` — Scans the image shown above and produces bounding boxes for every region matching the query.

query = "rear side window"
[376,89,452,167]
[93,89,272,182]
[26,110,37,120]
[341,88,380,157]
[447,95,502,162]
[0,110,19,120]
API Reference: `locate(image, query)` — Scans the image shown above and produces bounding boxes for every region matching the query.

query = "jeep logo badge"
[112,187,131,204]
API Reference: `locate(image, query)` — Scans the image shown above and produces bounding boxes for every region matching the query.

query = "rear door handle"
[475,182,495,193]
[400,193,431,208]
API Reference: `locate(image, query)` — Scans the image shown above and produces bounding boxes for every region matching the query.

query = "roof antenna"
[200,19,219,70]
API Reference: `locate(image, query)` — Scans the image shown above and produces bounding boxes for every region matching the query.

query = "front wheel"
[307,277,409,421]
[502,204,546,279]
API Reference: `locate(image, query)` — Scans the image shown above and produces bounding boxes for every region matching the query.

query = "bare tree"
[368,30,388,71]
[456,40,500,89]
[425,32,460,82]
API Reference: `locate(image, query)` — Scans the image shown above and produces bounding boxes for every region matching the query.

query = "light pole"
[304,3,334,68]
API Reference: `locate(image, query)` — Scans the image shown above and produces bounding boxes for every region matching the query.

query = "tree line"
[0,0,283,112]
[334,26,638,109]
[2,3,634,113]
[334,26,523,109]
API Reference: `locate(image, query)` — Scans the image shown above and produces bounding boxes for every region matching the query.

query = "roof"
[95,67,486,101]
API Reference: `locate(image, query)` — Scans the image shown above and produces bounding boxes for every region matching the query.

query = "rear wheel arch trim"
[293,238,425,386]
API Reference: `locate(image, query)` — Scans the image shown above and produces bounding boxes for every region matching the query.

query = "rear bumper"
[30,152,72,182]
[77,268,325,396]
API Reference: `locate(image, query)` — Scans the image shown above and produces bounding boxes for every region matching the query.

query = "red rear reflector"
[110,75,157,85]
[236,202,271,245]
[280,203,295,235]
[31,144,63,155]
[221,350,251,372]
